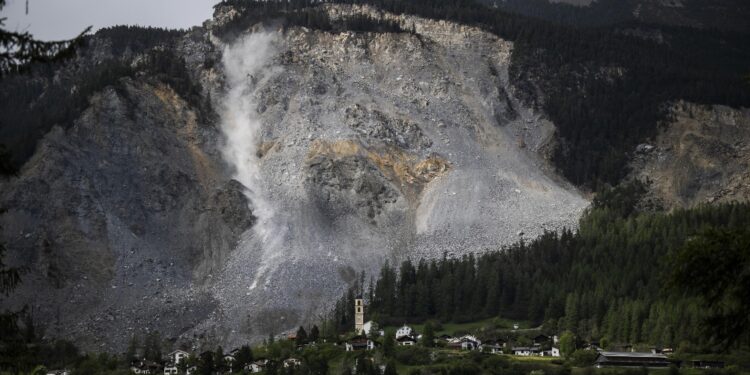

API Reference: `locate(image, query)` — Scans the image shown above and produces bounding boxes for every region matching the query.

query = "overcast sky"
[1,0,218,40]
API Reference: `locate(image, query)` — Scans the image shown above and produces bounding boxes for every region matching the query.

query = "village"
[104,297,729,375]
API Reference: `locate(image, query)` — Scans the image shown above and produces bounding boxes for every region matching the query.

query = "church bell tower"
[354,297,364,334]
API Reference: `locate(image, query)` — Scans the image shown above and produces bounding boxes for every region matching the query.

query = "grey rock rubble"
[0,4,587,351]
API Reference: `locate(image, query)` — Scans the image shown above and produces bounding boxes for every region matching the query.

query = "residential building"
[166,350,189,365]
[130,359,161,374]
[345,336,376,351]
[163,364,178,375]
[246,359,269,373]
[396,325,414,339]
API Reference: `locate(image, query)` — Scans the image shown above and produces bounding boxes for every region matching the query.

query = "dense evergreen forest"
[329,193,750,351]
[218,0,750,189]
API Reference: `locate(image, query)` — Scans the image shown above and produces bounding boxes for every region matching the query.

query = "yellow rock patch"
[307,139,450,202]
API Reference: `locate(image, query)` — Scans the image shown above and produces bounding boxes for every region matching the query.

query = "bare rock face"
[345,104,433,150]
[1,79,253,351]
[206,5,587,347]
[631,101,750,209]
[1,4,589,350]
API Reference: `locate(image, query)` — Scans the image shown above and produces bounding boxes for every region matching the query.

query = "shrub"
[394,346,431,366]
[570,349,598,367]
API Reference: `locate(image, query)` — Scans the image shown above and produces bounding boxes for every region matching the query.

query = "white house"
[448,335,480,351]
[163,364,178,375]
[223,354,236,372]
[396,325,414,339]
[283,358,302,368]
[45,371,70,375]
[363,321,382,336]
[167,350,189,365]
[246,359,269,373]
[552,347,561,357]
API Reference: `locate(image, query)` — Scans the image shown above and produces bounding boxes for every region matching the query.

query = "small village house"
[166,350,189,365]
[345,336,376,351]
[130,359,161,374]
[283,358,303,368]
[163,364,178,375]
[223,353,236,372]
[246,359,269,373]
[396,325,414,339]
[396,335,417,346]
[447,335,480,351]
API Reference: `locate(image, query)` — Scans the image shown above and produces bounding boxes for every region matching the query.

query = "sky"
[1,0,218,40]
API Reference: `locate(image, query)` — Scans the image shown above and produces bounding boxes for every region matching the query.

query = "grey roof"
[598,351,668,359]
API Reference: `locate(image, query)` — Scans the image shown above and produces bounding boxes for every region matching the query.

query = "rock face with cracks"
[0,5,587,351]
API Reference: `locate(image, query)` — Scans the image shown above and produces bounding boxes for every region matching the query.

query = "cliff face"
[1,5,588,350]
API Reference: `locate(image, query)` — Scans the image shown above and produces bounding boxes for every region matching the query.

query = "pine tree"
[383,361,398,375]
[382,330,395,357]
[124,335,140,363]
[421,322,435,348]
[235,345,253,369]
[296,326,308,345]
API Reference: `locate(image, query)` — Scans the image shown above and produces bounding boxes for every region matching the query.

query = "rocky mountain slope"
[0,4,590,351]
[632,101,750,210]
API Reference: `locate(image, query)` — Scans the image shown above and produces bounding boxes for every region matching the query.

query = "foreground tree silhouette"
[0,0,90,76]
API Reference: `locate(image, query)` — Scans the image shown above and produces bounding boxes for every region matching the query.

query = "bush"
[570,349,599,367]
[481,355,509,370]
[394,346,431,366]
[448,359,482,375]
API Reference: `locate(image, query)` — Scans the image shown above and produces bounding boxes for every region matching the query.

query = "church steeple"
[354,297,364,334]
